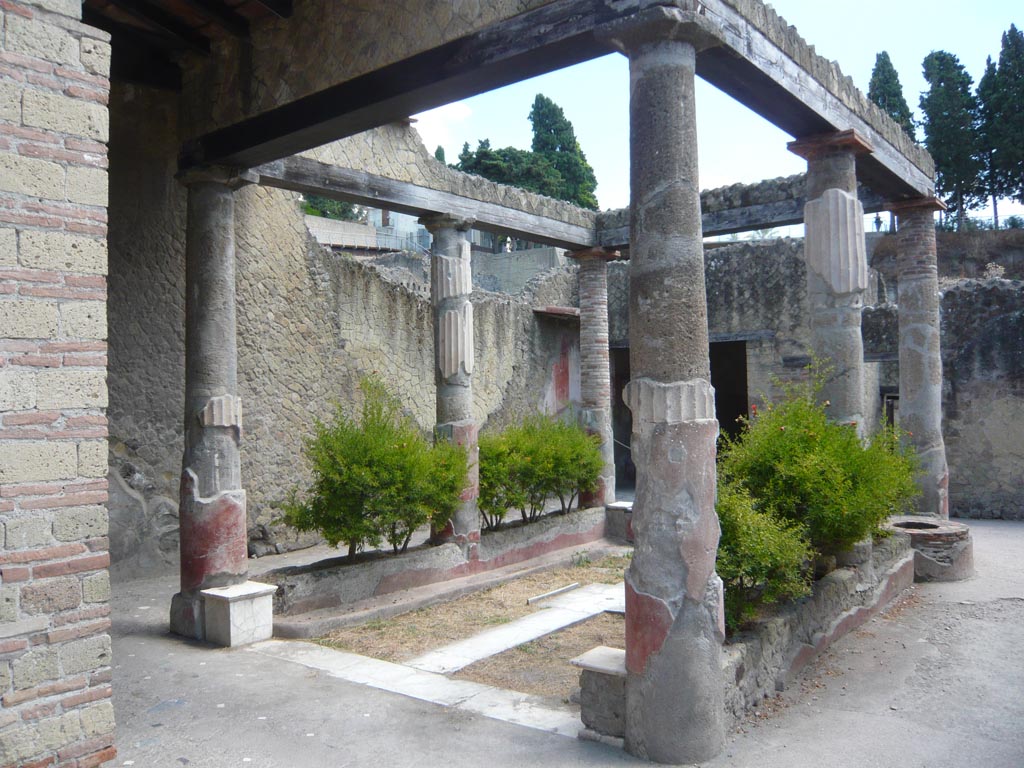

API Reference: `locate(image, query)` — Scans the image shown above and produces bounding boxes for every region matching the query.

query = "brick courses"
[1,0,114,765]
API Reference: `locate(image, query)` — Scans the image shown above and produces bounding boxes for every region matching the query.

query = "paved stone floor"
[111,519,1024,767]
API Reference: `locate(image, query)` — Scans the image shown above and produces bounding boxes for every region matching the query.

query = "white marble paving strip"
[250,640,580,738]
[406,582,624,674]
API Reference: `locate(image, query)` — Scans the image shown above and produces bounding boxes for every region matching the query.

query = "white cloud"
[411,102,473,157]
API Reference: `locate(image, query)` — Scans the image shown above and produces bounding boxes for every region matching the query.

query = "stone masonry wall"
[0,2,116,766]
[611,239,882,426]
[106,86,579,572]
[941,280,1024,520]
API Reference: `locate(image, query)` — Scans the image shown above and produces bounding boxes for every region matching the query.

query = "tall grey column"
[789,131,873,435]
[171,167,252,640]
[891,198,949,517]
[601,7,725,763]
[570,248,617,508]
[421,214,480,559]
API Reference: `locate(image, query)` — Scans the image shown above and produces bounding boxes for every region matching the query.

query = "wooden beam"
[177,0,249,38]
[597,188,887,249]
[251,0,292,18]
[697,0,933,200]
[104,0,210,54]
[179,0,657,170]
[254,156,598,250]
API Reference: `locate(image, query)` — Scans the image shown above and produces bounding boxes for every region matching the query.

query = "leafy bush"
[718,374,919,552]
[716,479,812,631]
[477,415,602,530]
[283,377,467,557]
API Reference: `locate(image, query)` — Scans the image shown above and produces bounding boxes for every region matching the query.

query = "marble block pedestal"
[201,581,277,647]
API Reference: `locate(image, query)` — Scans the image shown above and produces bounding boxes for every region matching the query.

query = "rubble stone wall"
[0,2,116,766]
[105,87,579,576]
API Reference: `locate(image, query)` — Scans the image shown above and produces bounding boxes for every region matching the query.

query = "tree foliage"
[303,195,364,222]
[920,51,983,229]
[477,416,602,530]
[283,377,467,557]
[987,25,1024,206]
[455,94,599,210]
[868,51,915,140]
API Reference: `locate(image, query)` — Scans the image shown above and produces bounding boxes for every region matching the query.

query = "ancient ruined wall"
[941,280,1024,520]
[179,0,555,138]
[872,229,1024,284]
[106,84,187,577]
[0,2,116,766]
[106,87,578,570]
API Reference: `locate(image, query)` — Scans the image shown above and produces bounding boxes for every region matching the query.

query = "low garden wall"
[262,507,607,616]
[720,532,913,722]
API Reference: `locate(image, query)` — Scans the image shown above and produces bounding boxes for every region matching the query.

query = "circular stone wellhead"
[885,516,975,582]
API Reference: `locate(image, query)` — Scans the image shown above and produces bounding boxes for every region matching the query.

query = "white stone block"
[201,581,276,647]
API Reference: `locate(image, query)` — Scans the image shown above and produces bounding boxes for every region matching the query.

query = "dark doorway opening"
[610,347,633,493]
[710,341,748,439]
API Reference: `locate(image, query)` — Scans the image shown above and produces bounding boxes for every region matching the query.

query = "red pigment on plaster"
[625,581,673,675]
[178,472,248,592]
[554,338,571,405]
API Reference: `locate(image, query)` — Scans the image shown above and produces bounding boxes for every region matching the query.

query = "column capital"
[596,4,724,55]
[419,212,474,233]
[886,196,947,214]
[176,164,257,190]
[567,247,621,262]
[788,129,874,161]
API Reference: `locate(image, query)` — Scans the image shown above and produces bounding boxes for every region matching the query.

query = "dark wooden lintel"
[105,0,211,54]
[252,0,292,18]
[177,0,250,37]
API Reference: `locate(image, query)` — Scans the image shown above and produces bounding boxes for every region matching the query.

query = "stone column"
[171,167,275,645]
[789,131,874,435]
[421,214,480,559]
[569,248,618,508]
[600,7,725,763]
[890,198,949,517]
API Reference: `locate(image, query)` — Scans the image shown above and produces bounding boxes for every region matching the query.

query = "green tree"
[991,25,1024,206]
[434,145,446,164]
[868,51,916,140]
[457,139,563,200]
[455,95,599,210]
[529,94,599,210]
[303,195,364,222]
[977,56,1004,227]
[920,51,983,229]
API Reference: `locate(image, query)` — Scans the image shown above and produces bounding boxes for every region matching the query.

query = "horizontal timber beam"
[254,157,598,250]
[597,188,887,249]
[697,0,933,200]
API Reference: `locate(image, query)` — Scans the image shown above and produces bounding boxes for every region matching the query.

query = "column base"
[170,581,277,647]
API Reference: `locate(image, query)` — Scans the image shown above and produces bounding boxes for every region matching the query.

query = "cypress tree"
[868,51,916,140]
[529,94,599,210]
[992,25,1024,205]
[920,51,983,229]
[977,57,1003,227]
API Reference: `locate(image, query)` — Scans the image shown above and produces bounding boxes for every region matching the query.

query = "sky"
[413,1,1023,223]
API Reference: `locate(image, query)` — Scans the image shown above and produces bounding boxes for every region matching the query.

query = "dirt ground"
[319,555,630,680]
[454,612,625,701]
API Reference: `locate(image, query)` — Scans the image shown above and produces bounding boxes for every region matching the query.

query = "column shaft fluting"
[171,172,249,639]
[422,214,480,557]
[603,8,726,763]
[575,251,616,507]
[790,132,873,434]
[894,202,949,517]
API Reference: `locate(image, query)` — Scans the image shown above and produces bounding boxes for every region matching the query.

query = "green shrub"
[716,478,812,631]
[283,377,467,557]
[718,374,919,552]
[477,415,602,530]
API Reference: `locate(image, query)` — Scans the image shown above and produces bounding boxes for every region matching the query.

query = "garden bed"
[261,506,607,616]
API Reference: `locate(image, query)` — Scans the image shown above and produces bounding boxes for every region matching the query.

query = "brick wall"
[1,1,115,766]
